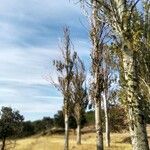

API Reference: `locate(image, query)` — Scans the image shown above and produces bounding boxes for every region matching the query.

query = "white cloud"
[0,87,18,96]
[35,96,63,99]
[0,0,90,120]
[0,102,63,113]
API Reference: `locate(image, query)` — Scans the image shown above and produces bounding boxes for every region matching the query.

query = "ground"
[13,133,131,150]
[4,125,150,150]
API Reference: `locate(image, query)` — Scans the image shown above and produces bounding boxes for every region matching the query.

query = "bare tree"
[53,27,77,150]
[70,56,88,145]
[78,1,113,148]
[103,48,110,147]
[89,1,106,149]
[102,45,118,147]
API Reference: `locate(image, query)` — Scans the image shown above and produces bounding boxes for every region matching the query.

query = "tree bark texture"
[76,123,81,145]
[64,112,69,150]
[103,93,110,147]
[1,137,6,150]
[123,50,149,150]
[95,101,103,150]
[91,0,104,149]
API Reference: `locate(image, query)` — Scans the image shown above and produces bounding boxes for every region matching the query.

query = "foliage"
[0,107,24,139]
[54,110,65,128]
[0,107,24,150]
[53,110,87,130]
[42,117,54,130]
[85,111,95,125]
[32,120,45,134]
[21,121,35,137]
[32,117,54,134]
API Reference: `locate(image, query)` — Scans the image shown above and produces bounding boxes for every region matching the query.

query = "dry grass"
[14,132,132,150]
[6,125,150,150]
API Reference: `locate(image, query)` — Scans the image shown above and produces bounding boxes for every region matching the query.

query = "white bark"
[91,0,104,149]
[88,0,149,149]
[123,51,149,150]
[95,101,103,150]
[64,113,69,150]
[76,123,81,145]
[103,94,110,147]
[112,1,149,149]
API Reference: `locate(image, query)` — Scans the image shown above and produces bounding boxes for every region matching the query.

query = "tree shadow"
[117,136,131,144]
[105,145,127,150]
[118,136,150,144]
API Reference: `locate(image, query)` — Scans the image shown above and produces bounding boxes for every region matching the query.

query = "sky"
[0,0,91,121]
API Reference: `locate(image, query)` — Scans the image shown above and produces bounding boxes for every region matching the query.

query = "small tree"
[0,107,24,150]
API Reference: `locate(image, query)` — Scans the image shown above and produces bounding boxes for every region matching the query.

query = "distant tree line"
[0,105,150,150]
[1,105,149,150]
[20,105,129,137]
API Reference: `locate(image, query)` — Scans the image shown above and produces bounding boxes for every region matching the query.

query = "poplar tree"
[94,1,150,149]
[77,0,149,149]
[53,27,77,150]
[89,1,105,149]
[70,56,88,145]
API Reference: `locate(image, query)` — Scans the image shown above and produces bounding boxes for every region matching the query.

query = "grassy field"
[4,125,150,150]
[14,132,132,150]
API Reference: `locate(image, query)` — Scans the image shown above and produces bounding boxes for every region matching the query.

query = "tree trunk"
[91,0,104,149]
[1,137,6,150]
[123,50,149,150]
[76,123,81,145]
[103,94,110,147]
[64,113,69,150]
[95,101,103,150]
[128,108,149,150]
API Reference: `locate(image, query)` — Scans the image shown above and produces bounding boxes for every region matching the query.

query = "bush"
[21,121,35,137]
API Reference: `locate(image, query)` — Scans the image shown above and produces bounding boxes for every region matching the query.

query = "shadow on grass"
[105,145,127,150]
[117,136,131,144]
[82,130,95,134]
[118,136,150,144]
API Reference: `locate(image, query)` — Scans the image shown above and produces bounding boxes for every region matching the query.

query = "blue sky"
[0,0,91,121]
